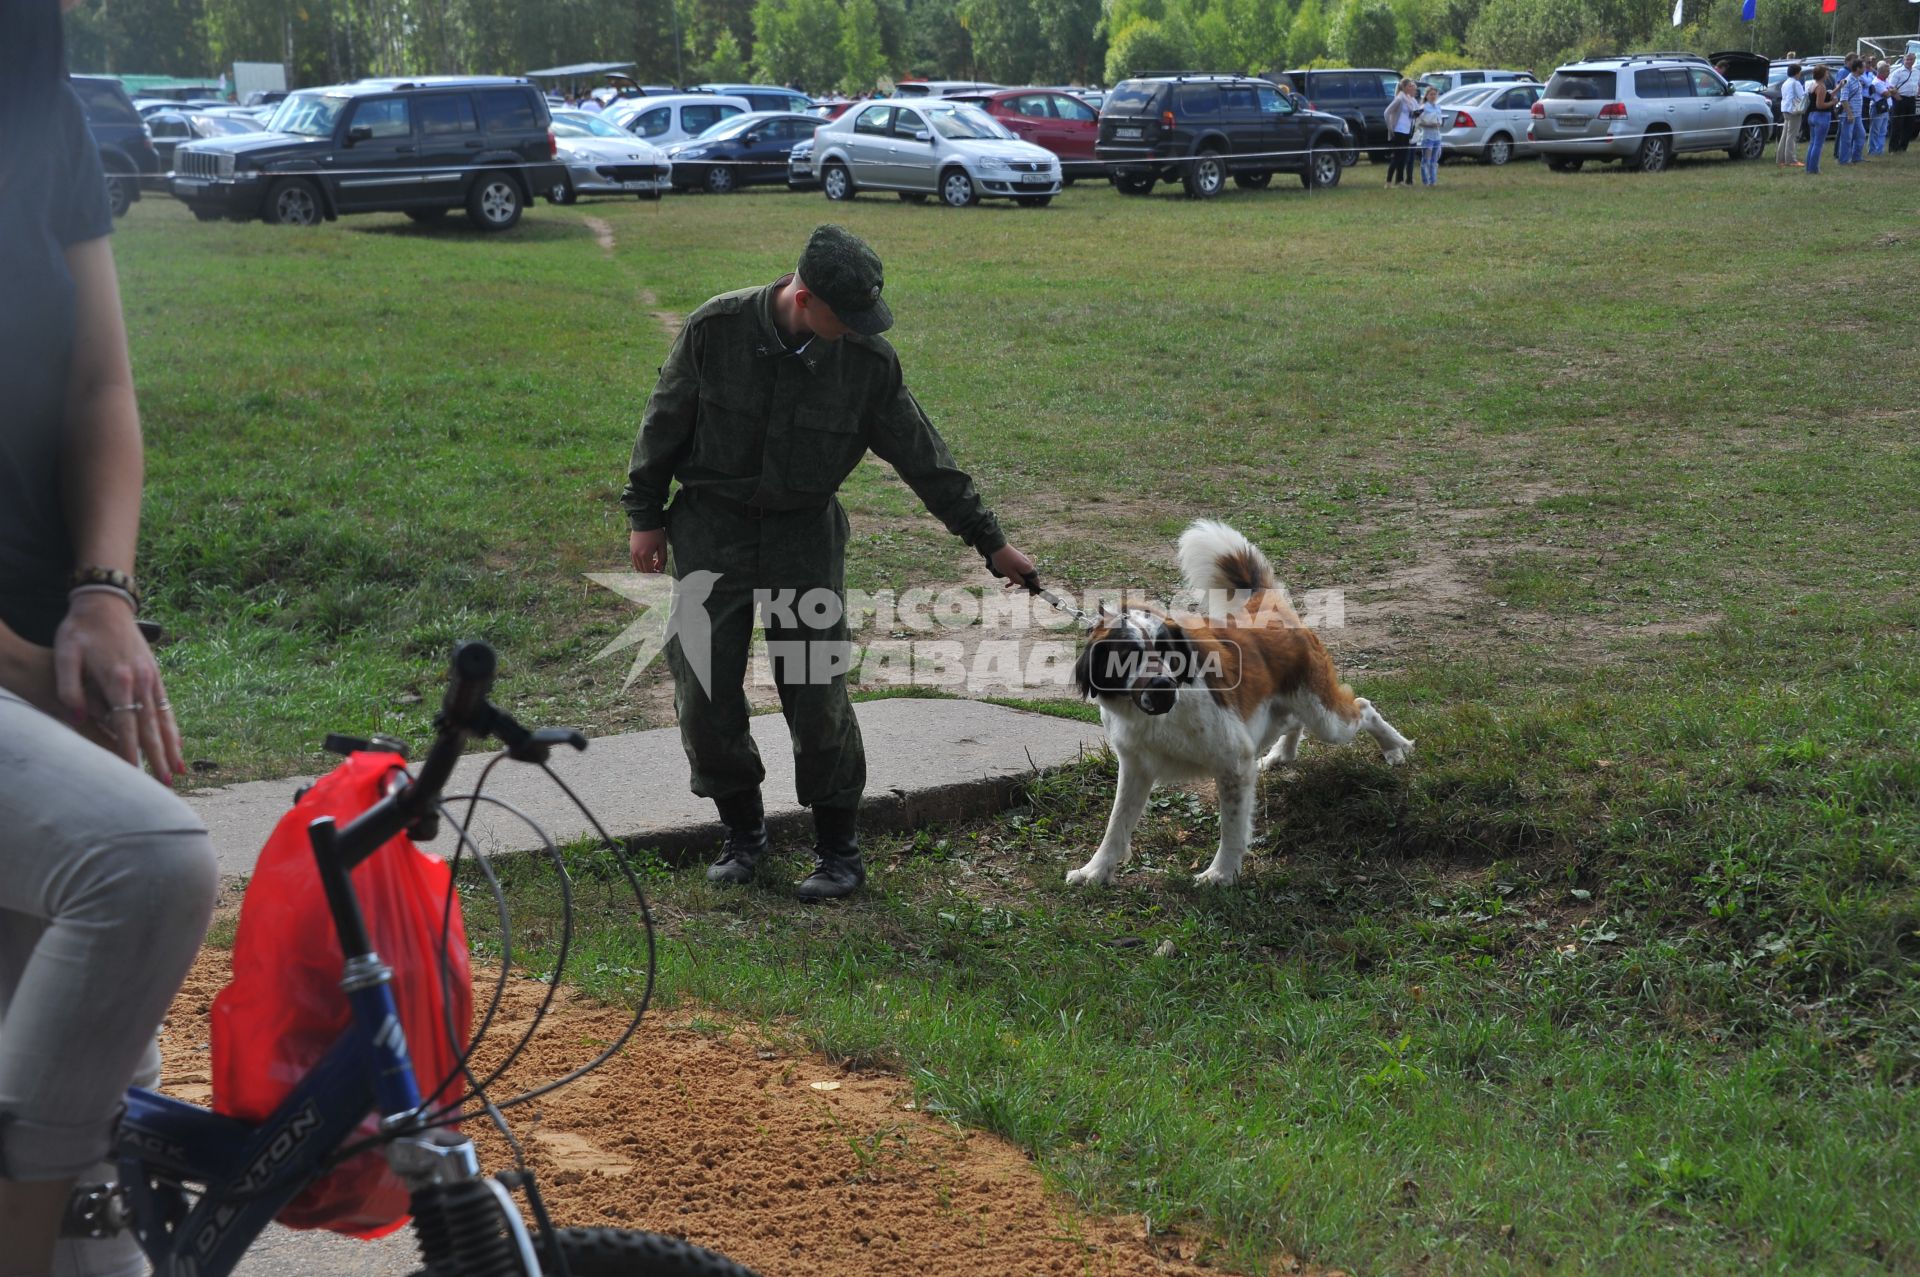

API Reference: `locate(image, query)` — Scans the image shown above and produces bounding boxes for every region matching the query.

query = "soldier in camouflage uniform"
[622,225,1035,898]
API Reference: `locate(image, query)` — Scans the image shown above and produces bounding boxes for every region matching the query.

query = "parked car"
[690,83,814,114]
[548,109,671,202]
[663,111,821,193]
[1418,68,1535,97]
[1439,80,1545,164]
[1528,56,1773,172]
[812,98,1061,207]
[171,75,565,229]
[945,87,1101,179]
[1275,66,1398,162]
[607,93,751,145]
[242,89,290,108]
[892,80,1003,98]
[1095,73,1350,197]
[144,108,264,171]
[69,75,162,216]
[787,136,817,189]
[135,97,223,117]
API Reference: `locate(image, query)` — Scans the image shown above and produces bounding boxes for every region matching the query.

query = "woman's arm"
[54,235,184,784]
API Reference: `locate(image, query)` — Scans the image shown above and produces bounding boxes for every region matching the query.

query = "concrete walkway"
[186,698,1107,878]
[182,698,1106,1274]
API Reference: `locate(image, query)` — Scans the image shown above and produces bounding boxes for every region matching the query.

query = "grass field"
[119,152,1920,1273]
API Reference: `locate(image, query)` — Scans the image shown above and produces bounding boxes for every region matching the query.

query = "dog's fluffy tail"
[1179,520,1279,597]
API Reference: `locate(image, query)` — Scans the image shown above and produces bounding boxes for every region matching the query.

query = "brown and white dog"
[1069,520,1413,887]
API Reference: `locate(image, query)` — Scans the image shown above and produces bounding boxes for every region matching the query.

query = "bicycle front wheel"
[540,1227,763,1277]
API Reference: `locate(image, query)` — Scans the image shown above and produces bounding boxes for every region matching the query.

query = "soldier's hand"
[985,544,1038,591]
[630,529,669,574]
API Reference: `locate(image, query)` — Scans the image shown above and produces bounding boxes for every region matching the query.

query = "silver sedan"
[812,99,1061,208]
[1439,81,1545,165]
[549,110,672,202]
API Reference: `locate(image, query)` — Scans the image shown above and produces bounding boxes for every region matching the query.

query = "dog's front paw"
[1384,738,1415,766]
[1193,866,1240,888]
[1066,862,1114,887]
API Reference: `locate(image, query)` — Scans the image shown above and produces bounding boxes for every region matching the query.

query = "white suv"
[606,94,751,146]
[1528,56,1772,172]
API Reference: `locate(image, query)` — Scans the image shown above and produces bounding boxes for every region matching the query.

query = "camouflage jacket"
[620,275,1006,554]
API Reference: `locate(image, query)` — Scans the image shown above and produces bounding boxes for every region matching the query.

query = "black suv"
[1095,74,1351,197]
[69,75,162,218]
[1276,67,1400,163]
[171,76,564,231]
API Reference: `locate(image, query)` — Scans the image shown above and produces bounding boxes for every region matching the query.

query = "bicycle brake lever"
[476,700,588,764]
[506,726,588,764]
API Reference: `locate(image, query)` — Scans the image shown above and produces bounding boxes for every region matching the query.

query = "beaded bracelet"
[69,565,141,609]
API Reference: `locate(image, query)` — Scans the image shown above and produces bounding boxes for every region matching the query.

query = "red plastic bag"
[210,751,473,1237]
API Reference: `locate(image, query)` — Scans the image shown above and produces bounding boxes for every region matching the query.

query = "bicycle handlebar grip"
[439,641,496,729]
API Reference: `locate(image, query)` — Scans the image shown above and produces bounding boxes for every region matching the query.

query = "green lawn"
[120,154,1919,1273]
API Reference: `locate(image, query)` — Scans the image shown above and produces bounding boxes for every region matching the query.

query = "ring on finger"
[110,701,145,714]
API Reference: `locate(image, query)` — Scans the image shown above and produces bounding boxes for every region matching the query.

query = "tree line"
[64,0,1912,95]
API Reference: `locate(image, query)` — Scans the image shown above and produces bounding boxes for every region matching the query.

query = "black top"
[0,84,112,644]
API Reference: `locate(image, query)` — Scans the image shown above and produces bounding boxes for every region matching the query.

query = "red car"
[946,88,1102,179]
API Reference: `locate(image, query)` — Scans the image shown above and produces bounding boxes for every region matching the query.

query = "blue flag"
[1741,0,1756,19]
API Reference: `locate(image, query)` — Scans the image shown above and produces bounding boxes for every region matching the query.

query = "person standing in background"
[1777,63,1806,168]
[1414,85,1445,187]
[1888,53,1917,152]
[1835,55,1867,164]
[1868,60,1893,156]
[1805,65,1835,175]
[1383,78,1418,187]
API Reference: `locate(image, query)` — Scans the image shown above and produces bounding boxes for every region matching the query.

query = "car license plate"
[1115,127,1142,139]
[173,178,208,192]
[1018,177,1050,188]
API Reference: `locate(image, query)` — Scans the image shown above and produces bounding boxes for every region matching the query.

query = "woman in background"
[1804,65,1835,175]
[1384,77,1419,187]
[1415,84,1445,186]
[1776,64,1805,167]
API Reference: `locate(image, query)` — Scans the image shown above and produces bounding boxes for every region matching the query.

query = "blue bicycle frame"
[92,642,507,1277]
[113,959,424,1276]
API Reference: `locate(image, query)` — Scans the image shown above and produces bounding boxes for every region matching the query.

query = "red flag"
[1822,0,1835,11]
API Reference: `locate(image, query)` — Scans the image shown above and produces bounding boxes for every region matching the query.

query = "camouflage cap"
[797,224,893,336]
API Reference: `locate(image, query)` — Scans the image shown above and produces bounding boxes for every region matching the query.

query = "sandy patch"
[157,948,1311,1276]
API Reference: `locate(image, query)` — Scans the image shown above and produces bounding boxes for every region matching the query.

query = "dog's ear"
[1073,636,1098,700]
[1157,620,1201,683]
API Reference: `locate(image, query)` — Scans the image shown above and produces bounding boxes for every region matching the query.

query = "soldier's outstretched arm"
[866,366,1007,557]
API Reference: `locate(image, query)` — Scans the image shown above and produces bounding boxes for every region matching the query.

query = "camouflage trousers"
[662,489,866,812]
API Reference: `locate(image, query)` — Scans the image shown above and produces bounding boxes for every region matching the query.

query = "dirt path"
[581,215,616,255]
[159,948,1292,1277]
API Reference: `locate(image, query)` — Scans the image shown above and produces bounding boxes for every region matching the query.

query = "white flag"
[1672,0,1684,23]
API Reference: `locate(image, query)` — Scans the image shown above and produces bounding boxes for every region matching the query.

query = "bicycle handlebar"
[308,642,584,961]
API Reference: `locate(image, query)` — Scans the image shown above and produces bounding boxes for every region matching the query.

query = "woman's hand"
[53,592,184,785]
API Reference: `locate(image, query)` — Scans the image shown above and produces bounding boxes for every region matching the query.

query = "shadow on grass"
[350,217,590,244]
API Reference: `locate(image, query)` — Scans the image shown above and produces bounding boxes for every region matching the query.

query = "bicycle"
[60,640,762,1277]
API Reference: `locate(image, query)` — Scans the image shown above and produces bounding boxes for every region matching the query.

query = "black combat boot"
[796,804,864,899]
[706,790,767,885]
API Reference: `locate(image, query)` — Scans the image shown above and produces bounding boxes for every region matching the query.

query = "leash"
[983,555,1092,626]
